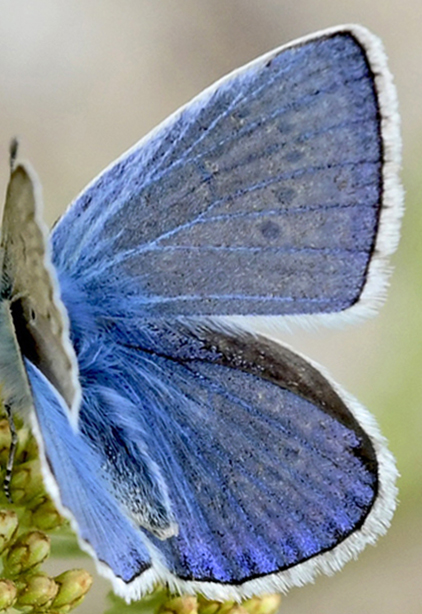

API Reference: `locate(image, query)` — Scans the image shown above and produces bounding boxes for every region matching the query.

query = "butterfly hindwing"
[25,313,396,599]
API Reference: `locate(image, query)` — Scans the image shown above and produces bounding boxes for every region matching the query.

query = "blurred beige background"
[0,1,421,613]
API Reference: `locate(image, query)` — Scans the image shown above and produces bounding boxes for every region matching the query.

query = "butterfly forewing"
[52,27,400,322]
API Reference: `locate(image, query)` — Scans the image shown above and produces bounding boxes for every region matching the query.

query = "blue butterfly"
[0,24,402,601]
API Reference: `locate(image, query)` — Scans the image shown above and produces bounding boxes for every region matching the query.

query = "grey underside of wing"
[52,30,391,318]
[0,165,80,414]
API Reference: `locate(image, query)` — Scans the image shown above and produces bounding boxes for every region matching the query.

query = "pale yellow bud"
[0,510,18,554]
[9,459,44,504]
[51,569,93,612]
[15,571,58,609]
[3,530,50,576]
[0,578,17,610]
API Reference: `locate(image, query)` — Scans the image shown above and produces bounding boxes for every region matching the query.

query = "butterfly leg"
[3,403,18,503]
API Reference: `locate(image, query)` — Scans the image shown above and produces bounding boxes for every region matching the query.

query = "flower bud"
[3,530,50,576]
[197,600,220,614]
[160,595,198,614]
[0,419,11,467]
[15,571,58,609]
[0,578,17,610]
[242,595,282,614]
[9,459,44,504]
[51,569,93,612]
[16,427,40,464]
[197,596,238,614]
[26,496,65,531]
[0,510,18,554]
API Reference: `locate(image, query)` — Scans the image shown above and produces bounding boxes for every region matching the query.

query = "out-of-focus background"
[0,2,420,613]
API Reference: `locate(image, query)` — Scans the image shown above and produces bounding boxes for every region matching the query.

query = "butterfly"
[0,24,402,601]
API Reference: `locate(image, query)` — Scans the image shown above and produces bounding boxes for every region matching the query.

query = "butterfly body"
[0,24,402,601]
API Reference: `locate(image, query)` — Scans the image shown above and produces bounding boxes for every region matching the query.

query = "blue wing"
[51,27,400,319]
[26,301,396,597]
[25,360,153,585]
[24,25,398,600]
[114,323,382,586]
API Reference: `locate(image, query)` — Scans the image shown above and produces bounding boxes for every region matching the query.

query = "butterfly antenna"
[3,403,18,503]
[9,138,19,173]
